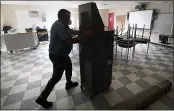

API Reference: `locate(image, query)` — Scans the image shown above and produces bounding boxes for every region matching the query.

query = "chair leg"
[72,47,74,55]
[127,48,129,61]
[164,42,171,54]
[115,44,117,59]
[155,41,163,51]
[75,44,78,55]
[132,46,135,61]
[121,47,123,59]
[146,42,150,58]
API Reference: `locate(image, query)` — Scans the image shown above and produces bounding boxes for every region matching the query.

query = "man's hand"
[71,31,92,44]
[85,31,92,36]
[69,29,80,35]
[79,31,92,38]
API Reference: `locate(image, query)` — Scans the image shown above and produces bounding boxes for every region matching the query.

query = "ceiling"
[1,1,151,9]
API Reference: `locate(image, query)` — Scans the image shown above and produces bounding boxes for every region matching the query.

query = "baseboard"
[150,42,174,49]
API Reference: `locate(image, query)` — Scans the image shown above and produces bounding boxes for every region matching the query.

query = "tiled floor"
[1,42,173,110]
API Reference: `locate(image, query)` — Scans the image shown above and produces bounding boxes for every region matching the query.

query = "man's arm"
[69,28,80,35]
[71,31,92,44]
[59,27,92,44]
[59,27,80,44]
[58,25,70,40]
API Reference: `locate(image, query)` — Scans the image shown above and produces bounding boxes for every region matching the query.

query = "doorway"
[108,13,114,30]
[116,15,126,31]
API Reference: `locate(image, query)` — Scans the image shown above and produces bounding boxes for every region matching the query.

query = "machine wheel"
[89,96,94,100]
[80,85,84,90]
[32,47,37,50]
[106,87,110,92]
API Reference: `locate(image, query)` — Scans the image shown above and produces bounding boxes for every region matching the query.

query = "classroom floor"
[1,42,173,110]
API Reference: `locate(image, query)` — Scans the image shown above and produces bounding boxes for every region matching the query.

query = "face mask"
[68,19,72,25]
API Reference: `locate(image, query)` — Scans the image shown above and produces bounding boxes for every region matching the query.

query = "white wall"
[44,9,108,31]
[1,4,78,32]
[146,1,173,46]
[1,4,108,32]
[99,9,109,27]
[1,4,43,29]
[42,7,79,31]
[109,1,173,47]
[109,6,134,29]
[15,10,43,33]
[1,12,4,30]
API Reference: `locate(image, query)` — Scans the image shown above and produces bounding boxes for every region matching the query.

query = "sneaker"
[35,97,53,108]
[65,81,79,90]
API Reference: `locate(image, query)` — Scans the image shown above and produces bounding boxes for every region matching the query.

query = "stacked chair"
[115,24,137,61]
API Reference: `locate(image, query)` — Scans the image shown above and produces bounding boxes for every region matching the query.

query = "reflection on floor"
[1,42,173,110]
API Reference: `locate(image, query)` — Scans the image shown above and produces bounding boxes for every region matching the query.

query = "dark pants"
[40,53,72,100]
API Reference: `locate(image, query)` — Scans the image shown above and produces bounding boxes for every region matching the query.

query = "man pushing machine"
[36,9,92,108]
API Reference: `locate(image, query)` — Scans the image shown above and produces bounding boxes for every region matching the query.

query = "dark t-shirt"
[49,20,73,56]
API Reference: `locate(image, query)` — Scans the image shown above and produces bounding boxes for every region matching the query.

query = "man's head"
[58,9,71,26]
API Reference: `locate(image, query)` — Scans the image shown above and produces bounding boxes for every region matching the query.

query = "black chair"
[36,28,49,42]
[130,24,152,58]
[159,34,170,44]
[25,28,33,32]
[115,24,138,61]
[134,26,151,44]
[155,34,172,54]
[118,38,137,61]
[118,39,136,48]
[3,26,13,34]
[135,38,150,44]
